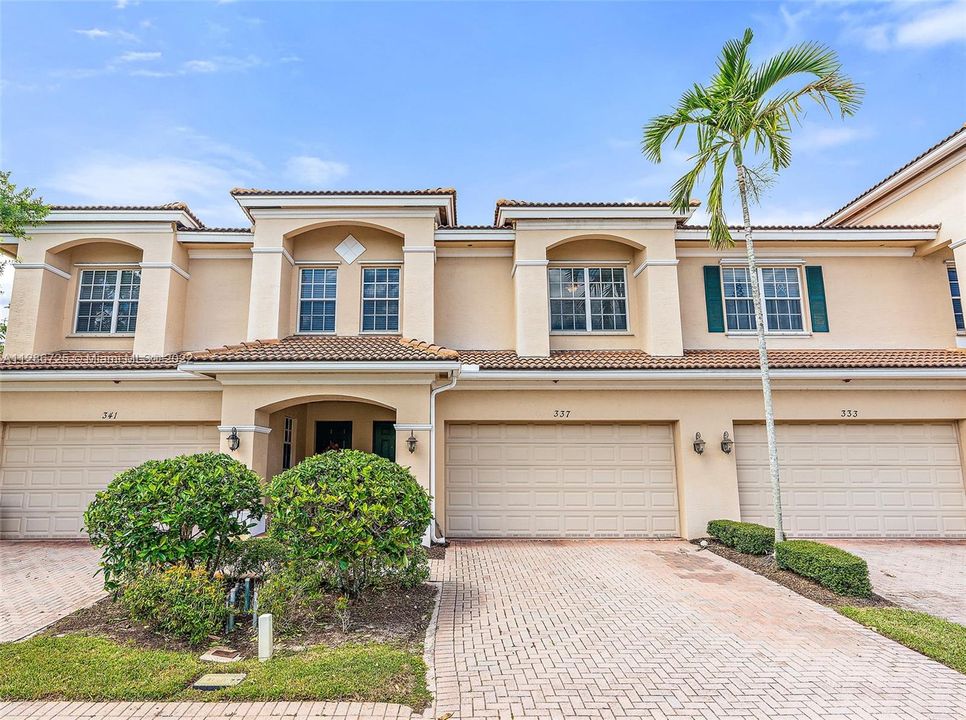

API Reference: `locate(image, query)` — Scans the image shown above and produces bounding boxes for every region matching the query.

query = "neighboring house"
[0,128,964,542]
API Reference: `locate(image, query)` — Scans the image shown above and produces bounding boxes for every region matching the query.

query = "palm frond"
[706,152,733,250]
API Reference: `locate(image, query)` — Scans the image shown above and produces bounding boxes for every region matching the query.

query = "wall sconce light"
[227,427,240,452]
[692,432,706,455]
[407,431,418,454]
[720,431,734,454]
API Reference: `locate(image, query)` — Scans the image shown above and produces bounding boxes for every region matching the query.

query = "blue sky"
[1,0,964,237]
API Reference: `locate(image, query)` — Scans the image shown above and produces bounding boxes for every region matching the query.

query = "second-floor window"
[549,267,627,332]
[948,264,964,332]
[361,267,400,332]
[723,266,804,333]
[298,267,337,333]
[75,269,140,334]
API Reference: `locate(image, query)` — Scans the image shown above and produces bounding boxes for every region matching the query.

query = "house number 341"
[102,411,118,420]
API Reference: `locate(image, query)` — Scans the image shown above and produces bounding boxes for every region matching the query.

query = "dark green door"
[372,421,396,461]
[315,421,352,453]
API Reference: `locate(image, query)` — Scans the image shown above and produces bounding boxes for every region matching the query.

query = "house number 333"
[841,409,859,418]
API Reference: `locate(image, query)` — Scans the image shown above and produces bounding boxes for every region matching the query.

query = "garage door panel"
[1,423,219,539]
[446,423,679,538]
[737,423,966,538]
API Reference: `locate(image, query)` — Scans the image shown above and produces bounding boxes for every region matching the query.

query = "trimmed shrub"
[707,519,775,555]
[267,450,432,597]
[220,537,288,579]
[121,566,229,646]
[775,540,872,597]
[84,452,264,591]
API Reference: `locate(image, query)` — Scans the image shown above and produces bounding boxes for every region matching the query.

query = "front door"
[373,421,396,461]
[315,421,352,453]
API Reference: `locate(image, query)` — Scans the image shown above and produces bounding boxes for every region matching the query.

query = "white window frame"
[297,267,338,334]
[548,265,629,334]
[359,266,401,334]
[73,267,141,335]
[721,264,809,335]
[947,261,964,334]
[282,416,295,470]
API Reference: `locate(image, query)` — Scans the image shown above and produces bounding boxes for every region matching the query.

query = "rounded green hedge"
[775,539,872,597]
[707,519,775,555]
[84,452,264,591]
[266,450,432,596]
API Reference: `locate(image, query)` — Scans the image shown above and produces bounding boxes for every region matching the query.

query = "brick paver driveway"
[824,539,966,625]
[429,540,966,719]
[0,541,104,642]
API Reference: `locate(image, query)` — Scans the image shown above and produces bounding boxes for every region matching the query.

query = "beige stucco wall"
[435,256,515,350]
[182,258,253,351]
[435,381,966,538]
[678,252,959,349]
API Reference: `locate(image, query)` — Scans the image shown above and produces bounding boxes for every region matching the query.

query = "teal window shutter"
[703,266,725,333]
[805,266,829,332]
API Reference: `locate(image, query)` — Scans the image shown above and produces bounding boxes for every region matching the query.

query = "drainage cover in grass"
[192,673,247,691]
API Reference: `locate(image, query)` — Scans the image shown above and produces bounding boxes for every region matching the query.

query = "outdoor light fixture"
[692,432,706,455]
[227,427,240,452]
[407,431,418,454]
[720,431,734,454]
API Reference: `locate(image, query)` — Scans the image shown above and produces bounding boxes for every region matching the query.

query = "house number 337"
[553,410,572,418]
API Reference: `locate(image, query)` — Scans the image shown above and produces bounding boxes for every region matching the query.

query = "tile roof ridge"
[399,336,460,359]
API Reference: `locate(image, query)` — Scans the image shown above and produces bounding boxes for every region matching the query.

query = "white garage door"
[0,423,220,539]
[737,423,966,537]
[445,423,679,538]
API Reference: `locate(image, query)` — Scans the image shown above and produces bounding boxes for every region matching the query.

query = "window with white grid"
[75,269,140,334]
[549,267,627,332]
[361,267,400,332]
[282,416,295,470]
[298,268,337,333]
[722,266,804,333]
[948,264,964,332]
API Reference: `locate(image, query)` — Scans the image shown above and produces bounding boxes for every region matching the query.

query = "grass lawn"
[839,606,966,675]
[0,635,430,708]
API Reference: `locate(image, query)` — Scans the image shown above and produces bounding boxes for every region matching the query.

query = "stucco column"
[4,266,69,356]
[247,249,290,341]
[513,261,551,357]
[953,239,966,348]
[394,423,431,494]
[132,266,187,356]
[637,261,684,357]
[401,248,436,342]
[218,415,271,480]
[673,410,741,539]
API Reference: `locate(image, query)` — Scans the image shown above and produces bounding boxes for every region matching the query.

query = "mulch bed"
[694,539,894,609]
[427,543,446,560]
[45,583,438,659]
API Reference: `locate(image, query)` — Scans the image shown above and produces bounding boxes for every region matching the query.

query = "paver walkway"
[4,539,966,719]
[0,541,105,642]
[428,539,966,719]
[824,538,966,625]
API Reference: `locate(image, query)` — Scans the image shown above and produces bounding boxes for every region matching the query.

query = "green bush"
[84,452,264,591]
[121,566,229,646]
[775,540,872,597]
[396,546,430,589]
[221,537,288,579]
[256,563,326,634]
[267,450,432,597]
[707,519,775,555]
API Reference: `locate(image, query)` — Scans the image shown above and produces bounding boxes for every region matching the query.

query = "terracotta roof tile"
[178,226,253,233]
[494,199,698,225]
[50,202,204,228]
[0,351,188,371]
[187,335,459,363]
[460,348,966,371]
[678,223,940,231]
[230,188,456,196]
[820,124,966,225]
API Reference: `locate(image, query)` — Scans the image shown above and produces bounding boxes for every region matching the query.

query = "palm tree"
[642,28,862,544]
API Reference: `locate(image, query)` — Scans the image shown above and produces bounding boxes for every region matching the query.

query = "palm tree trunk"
[735,163,785,544]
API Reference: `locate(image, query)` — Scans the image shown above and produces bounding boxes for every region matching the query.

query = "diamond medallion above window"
[335,234,366,264]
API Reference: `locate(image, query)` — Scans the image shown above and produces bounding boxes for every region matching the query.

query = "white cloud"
[796,124,874,151]
[837,0,966,51]
[285,157,349,186]
[182,55,262,74]
[895,1,966,47]
[75,28,111,39]
[117,51,161,63]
